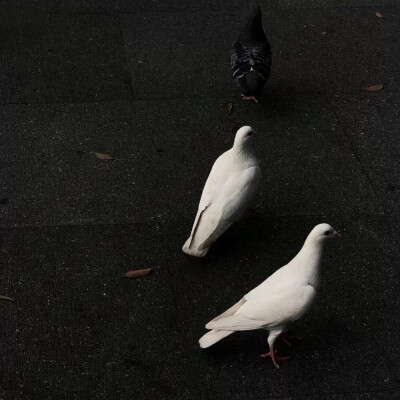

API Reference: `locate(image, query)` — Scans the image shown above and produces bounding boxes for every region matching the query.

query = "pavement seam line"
[327,96,387,214]
[0,211,393,231]
[117,13,135,100]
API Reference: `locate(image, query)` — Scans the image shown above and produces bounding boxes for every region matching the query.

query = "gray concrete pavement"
[1,1,400,399]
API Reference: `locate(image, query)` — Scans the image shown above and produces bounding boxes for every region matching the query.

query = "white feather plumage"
[182,126,260,257]
[199,223,340,367]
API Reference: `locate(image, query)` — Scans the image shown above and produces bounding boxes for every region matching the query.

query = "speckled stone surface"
[1,0,399,399]
[0,13,132,103]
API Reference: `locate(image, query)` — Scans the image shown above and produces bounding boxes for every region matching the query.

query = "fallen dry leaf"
[95,152,114,161]
[0,295,15,302]
[223,102,233,113]
[376,12,384,18]
[124,268,152,279]
[363,84,384,92]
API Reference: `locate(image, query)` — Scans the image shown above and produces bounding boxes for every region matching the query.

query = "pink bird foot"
[260,350,290,369]
[242,95,258,103]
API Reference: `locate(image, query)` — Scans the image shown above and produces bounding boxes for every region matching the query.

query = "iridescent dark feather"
[231,5,271,98]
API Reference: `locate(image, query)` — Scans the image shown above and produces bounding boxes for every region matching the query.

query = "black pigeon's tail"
[237,5,266,44]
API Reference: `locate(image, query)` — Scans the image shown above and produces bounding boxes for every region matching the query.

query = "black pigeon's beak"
[334,231,342,238]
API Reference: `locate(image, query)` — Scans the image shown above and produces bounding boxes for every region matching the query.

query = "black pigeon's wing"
[231,42,271,81]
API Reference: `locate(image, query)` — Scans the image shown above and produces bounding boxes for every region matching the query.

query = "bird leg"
[262,329,290,368]
[260,349,290,369]
[278,330,301,347]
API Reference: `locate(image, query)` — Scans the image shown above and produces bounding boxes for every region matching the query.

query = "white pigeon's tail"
[199,329,233,348]
[182,237,209,258]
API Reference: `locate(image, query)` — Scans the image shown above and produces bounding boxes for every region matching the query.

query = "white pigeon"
[199,223,341,368]
[182,126,260,257]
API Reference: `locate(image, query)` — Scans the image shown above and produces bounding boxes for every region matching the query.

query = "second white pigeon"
[182,126,260,257]
[198,223,341,368]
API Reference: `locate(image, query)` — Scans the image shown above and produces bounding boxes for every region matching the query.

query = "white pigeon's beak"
[334,231,342,238]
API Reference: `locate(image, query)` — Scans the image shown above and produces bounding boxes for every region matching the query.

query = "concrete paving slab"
[0,101,155,227]
[0,0,258,13]
[0,224,186,400]
[0,0,399,399]
[2,215,399,400]
[120,11,241,100]
[120,10,287,100]
[0,95,381,228]
[0,0,120,13]
[259,6,394,94]
[161,214,400,399]
[121,6,400,98]
[0,13,132,103]
[118,0,260,13]
[272,0,400,9]
[230,95,383,215]
[331,92,400,213]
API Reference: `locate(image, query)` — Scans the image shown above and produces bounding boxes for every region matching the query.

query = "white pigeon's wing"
[240,285,316,325]
[197,166,260,250]
[206,313,265,331]
[185,200,211,250]
[185,152,232,249]
[206,285,316,331]
[219,166,260,222]
[209,298,247,323]
[198,151,234,209]
[244,262,297,301]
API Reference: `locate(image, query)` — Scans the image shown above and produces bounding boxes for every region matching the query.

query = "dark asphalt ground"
[1,1,400,399]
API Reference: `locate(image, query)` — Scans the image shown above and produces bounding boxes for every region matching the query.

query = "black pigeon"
[231,5,271,102]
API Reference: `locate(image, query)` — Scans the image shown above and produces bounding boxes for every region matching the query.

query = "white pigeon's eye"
[248,131,253,136]
[324,231,331,235]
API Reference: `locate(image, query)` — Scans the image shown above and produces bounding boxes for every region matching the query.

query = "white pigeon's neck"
[291,238,324,288]
[233,143,256,163]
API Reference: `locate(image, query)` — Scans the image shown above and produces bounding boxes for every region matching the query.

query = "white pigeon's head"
[307,223,341,243]
[233,126,255,148]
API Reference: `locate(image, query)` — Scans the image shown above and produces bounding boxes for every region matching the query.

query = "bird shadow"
[203,312,362,365]
[299,310,364,355]
[202,215,275,265]
[258,84,298,114]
